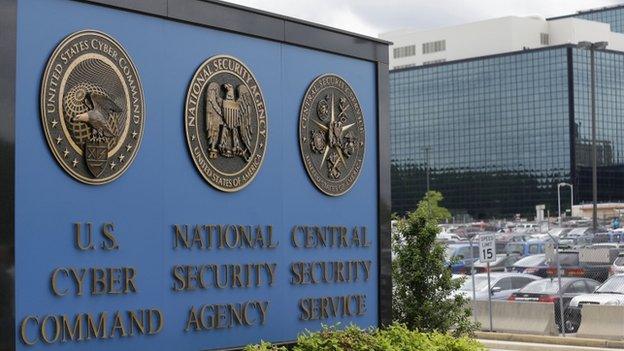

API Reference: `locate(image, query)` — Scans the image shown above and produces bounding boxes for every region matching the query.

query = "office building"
[382,6,624,218]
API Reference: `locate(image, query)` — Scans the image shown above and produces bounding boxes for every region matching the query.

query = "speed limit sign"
[478,234,496,263]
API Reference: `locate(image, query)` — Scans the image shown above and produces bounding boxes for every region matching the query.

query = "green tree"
[392,191,477,335]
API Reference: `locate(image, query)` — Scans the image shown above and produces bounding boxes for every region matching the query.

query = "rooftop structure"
[381,13,624,69]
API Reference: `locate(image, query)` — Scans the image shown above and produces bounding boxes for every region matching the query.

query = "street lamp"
[577,41,608,231]
[554,182,573,336]
[545,229,566,336]
[557,182,573,227]
[424,146,431,192]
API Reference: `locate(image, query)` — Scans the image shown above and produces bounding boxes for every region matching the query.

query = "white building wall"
[548,18,611,45]
[381,15,624,70]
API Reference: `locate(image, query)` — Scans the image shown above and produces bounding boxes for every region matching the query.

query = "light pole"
[578,41,608,231]
[468,236,477,322]
[555,182,572,336]
[546,230,566,336]
[560,182,574,336]
[424,146,430,192]
[557,182,574,227]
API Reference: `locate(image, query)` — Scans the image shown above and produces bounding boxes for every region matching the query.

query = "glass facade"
[391,47,571,219]
[572,49,624,204]
[573,7,624,34]
[390,6,624,219]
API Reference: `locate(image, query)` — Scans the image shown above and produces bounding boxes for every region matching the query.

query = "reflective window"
[567,280,588,293]
[512,277,537,289]
[494,277,513,290]
[520,279,560,294]
[390,45,624,219]
[572,49,624,204]
[528,244,541,255]
[390,48,571,218]
[574,7,624,34]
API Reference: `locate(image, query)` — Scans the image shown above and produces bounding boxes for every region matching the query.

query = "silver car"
[457,272,541,301]
[610,253,624,277]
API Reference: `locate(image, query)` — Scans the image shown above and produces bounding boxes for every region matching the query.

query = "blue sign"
[1,0,391,350]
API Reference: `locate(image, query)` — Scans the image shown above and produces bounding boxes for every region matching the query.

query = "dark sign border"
[0,1,391,349]
[0,0,17,350]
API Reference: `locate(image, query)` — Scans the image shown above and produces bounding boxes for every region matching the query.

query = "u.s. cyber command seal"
[184,55,268,192]
[40,30,145,185]
[299,74,365,196]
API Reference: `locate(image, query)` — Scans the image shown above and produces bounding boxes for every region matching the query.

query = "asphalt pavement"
[481,339,621,351]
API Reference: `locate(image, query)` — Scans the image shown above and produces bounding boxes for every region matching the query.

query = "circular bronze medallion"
[184,55,268,192]
[40,30,145,185]
[299,74,365,196]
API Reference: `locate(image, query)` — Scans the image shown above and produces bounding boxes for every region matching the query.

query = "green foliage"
[392,191,478,336]
[295,324,381,351]
[244,324,485,351]
[243,341,287,351]
[377,324,484,351]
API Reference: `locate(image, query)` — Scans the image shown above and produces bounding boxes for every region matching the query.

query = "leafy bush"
[393,191,478,335]
[244,324,485,351]
[378,324,484,351]
[243,341,287,351]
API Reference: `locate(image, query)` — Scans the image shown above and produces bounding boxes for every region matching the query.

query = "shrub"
[295,324,383,351]
[378,324,484,351]
[393,191,478,335]
[244,323,485,351]
[243,341,287,351]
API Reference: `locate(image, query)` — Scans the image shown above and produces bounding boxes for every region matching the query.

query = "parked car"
[591,243,624,249]
[456,272,540,301]
[508,277,600,332]
[592,232,624,245]
[609,253,624,277]
[569,247,621,282]
[512,254,548,276]
[566,227,594,238]
[505,239,546,256]
[549,227,572,238]
[559,235,593,249]
[531,228,572,241]
[473,254,520,273]
[512,223,540,234]
[495,233,528,253]
[567,274,624,332]
[544,250,582,278]
[445,243,479,274]
[437,232,463,242]
[569,274,624,306]
[511,252,580,278]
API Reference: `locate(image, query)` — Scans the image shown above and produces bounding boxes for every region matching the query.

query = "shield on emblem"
[85,141,109,178]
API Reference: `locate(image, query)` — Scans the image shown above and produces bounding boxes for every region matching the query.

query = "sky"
[222,0,624,37]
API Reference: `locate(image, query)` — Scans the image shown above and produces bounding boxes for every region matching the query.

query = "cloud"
[222,0,624,37]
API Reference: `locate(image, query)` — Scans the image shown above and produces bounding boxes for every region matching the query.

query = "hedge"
[244,324,485,351]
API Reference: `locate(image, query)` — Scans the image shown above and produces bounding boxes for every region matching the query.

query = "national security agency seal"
[40,30,145,185]
[299,74,365,196]
[185,55,268,192]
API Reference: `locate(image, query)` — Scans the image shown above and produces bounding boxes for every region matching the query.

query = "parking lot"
[441,220,624,340]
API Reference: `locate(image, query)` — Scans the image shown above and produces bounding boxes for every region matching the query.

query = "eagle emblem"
[64,83,124,178]
[40,30,145,185]
[205,82,254,162]
[185,55,268,192]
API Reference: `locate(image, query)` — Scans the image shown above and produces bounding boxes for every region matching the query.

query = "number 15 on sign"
[478,234,496,263]
[479,233,496,332]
